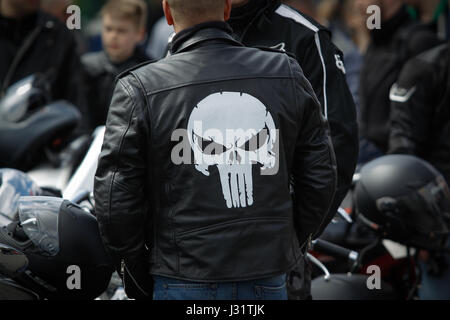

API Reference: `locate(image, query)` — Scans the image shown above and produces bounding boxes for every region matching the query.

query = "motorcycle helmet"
[0,197,113,299]
[355,155,449,251]
[0,169,42,225]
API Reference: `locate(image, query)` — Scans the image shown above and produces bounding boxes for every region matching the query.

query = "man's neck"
[174,18,225,33]
[0,1,29,19]
[232,0,251,9]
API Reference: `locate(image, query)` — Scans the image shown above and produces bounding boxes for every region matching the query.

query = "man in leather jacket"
[388,40,450,300]
[94,0,337,300]
[389,42,450,184]
[358,0,441,156]
[229,0,358,299]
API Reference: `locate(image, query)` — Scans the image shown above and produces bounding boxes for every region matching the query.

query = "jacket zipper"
[121,259,150,297]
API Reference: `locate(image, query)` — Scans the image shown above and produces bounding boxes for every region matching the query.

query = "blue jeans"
[153,274,287,300]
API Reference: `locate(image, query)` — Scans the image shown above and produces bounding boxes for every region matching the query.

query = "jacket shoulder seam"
[144,75,294,96]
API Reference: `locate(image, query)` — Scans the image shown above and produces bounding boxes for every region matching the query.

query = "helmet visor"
[18,196,63,257]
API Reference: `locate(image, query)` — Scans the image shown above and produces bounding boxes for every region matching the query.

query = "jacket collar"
[169,21,243,55]
[229,0,280,38]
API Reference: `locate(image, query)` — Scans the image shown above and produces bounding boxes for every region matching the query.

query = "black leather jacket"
[229,0,358,238]
[389,42,450,184]
[94,22,337,282]
[82,49,150,130]
[359,6,441,153]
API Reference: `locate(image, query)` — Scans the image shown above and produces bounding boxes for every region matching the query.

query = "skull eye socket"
[239,127,269,151]
[194,133,228,155]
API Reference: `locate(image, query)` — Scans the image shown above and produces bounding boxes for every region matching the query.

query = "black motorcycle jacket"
[94,22,337,282]
[82,48,150,130]
[229,0,358,238]
[359,5,441,153]
[389,42,450,184]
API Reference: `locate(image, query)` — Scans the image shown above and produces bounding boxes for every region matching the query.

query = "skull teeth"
[218,164,253,208]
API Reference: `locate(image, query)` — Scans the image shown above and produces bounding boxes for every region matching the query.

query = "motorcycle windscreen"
[18,196,62,257]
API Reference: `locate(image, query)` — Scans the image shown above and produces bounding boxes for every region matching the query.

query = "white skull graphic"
[187,92,277,208]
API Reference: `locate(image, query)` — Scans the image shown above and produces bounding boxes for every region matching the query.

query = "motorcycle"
[0,74,95,193]
[312,155,450,300]
[0,196,113,300]
[309,239,399,300]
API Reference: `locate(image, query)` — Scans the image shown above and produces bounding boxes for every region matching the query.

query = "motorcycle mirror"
[338,207,353,224]
[0,243,29,278]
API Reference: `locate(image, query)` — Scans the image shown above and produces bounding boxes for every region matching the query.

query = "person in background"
[388,36,450,299]
[229,0,358,300]
[356,0,441,164]
[40,0,88,55]
[0,0,88,133]
[389,42,449,186]
[404,0,449,39]
[146,14,174,59]
[82,0,150,130]
[316,0,366,113]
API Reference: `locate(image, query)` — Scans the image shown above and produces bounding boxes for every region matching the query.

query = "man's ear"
[224,0,232,21]
[162,0,174,26]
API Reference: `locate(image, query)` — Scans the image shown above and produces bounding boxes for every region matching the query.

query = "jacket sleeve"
[94,75,149,267]
[295,29,358,237]
[289,57,338,247]
[388,58,434,155]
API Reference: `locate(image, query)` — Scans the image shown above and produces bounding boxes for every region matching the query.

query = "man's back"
[94,22,336,284]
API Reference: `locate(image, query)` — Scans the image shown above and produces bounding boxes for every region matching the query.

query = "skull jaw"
[216,164,253,209]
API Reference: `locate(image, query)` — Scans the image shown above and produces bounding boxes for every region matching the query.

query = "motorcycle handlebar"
[311,239,359,263]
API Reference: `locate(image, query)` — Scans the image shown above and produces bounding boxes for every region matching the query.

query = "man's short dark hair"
[167,0,225,19]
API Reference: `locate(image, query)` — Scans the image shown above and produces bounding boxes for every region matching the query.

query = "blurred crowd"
[0,0,449,176]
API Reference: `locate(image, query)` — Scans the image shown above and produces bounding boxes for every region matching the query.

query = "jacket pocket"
[175,217,295,281]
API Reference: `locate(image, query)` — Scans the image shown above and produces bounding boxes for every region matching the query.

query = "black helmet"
[355,155,449,251]
[0,197,113,299]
